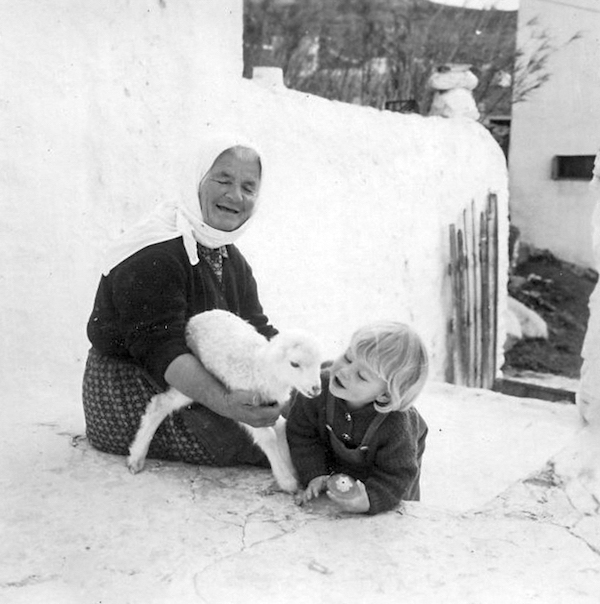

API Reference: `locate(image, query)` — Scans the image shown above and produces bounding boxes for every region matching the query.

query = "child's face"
[329,347,389,409]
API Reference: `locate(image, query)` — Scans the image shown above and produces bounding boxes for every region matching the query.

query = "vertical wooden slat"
[462,208,474,386]
[457,228,469,385]
[480,209,490,388]
[449,224,463,385]
[470,199,481,387]
[488,193,499,384]
[447,243,456,385]
[448,193,499,389]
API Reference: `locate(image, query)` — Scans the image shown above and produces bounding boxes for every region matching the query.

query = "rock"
[427,64,479,91]
[505,306,523,351]
[429,88,480,120]
[427,64,480,120]
[508,296,549,340]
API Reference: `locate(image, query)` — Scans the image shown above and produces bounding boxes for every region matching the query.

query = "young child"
[286,321,429,515]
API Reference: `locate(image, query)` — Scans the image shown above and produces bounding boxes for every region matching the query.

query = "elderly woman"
[83,133,279,467]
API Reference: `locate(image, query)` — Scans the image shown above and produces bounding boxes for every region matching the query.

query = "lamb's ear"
[271,334,293,359]
[284,341,303,357]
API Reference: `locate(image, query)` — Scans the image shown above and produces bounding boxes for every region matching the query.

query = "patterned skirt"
[82,348,268,467]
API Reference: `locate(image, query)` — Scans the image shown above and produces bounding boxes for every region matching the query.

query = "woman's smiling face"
[198,146,261,232]
[328,348,388,409]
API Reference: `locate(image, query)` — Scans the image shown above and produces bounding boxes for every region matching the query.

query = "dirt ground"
[503,248,598,379]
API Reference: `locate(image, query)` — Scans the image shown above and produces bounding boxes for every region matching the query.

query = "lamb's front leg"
[273,416,296,480]
[128,388,192,474]
[244,419,299,493]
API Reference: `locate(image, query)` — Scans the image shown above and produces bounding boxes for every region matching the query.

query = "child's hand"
[295,475,329,505]
[327,479,370,514]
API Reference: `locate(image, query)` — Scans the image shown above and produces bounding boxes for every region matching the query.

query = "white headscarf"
[102,132,264,276]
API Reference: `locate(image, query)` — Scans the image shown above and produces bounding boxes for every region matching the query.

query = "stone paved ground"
[1,383,598,604]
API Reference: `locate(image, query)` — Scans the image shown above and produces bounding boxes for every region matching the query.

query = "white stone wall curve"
[0,0,508,411]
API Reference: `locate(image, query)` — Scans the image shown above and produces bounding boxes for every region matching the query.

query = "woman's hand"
[165,354,281,427]
[327,479,370,514]
[222,390,281,427]
[295,475,329,505]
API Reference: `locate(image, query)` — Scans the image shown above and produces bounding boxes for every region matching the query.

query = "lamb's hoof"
[127,455,145,474]
[275,475,300,494]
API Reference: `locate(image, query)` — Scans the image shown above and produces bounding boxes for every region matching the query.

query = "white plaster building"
[0,0,508,413]
[509,0,600,268]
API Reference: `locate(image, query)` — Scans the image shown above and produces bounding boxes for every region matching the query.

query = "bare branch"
[243,0,578,117]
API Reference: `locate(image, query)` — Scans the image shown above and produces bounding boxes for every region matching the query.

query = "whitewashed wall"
[0,0,508,414]
[578,157,600,425]
[230,83,509,375]
[509,0,600,267]
[0,0,243,409]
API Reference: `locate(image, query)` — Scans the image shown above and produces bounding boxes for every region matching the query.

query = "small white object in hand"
[334,475,354,493]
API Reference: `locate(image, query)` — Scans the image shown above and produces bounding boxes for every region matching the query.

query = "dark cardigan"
[87,237,276,388]
[286,373,428,515]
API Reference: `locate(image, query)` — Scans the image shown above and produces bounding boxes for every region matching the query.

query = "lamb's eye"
[290,361,300,368]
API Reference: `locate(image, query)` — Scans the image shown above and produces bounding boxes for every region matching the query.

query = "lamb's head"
[266,330,322,399]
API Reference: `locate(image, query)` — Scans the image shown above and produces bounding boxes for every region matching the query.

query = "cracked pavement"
[1,382,599,604]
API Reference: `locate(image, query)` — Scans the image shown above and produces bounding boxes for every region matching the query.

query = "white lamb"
[127,309,322,493]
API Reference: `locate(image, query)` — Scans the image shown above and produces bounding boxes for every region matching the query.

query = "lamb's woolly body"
[186,310,293,403]
[128,309,322,493]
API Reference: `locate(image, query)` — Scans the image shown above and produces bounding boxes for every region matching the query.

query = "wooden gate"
[448,193,499,388]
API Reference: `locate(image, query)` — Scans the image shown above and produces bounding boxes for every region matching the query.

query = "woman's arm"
[164,353,280,427]
[227,246,278,339]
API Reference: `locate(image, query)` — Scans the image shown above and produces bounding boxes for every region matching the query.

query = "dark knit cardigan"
[87,237,276,389]
[286,374,428,515]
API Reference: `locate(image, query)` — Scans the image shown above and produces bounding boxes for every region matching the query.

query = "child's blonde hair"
[350,321,429,413]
